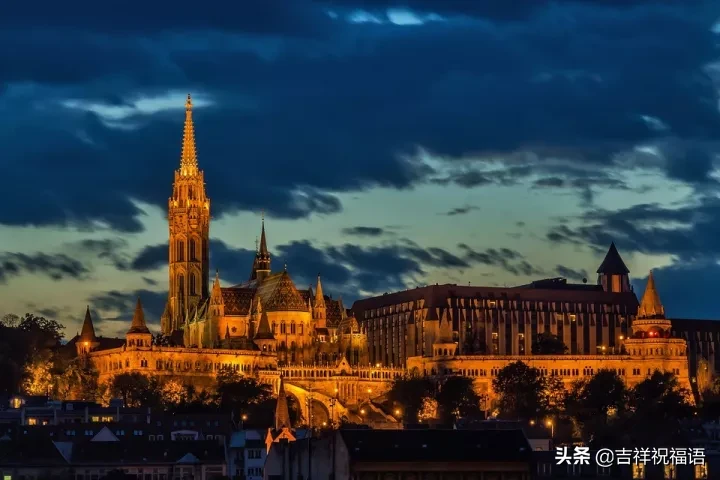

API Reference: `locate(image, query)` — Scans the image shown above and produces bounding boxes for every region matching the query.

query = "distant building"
[263,428,534,480]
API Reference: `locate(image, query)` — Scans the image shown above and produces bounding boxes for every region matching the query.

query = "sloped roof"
[221,287,254,315]
[596,242,630,275]
[255,271,307,312]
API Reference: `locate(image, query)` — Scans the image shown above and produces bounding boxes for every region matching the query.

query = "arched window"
[177,240,185,262]
[190,272,197,295]
[178,274,185,297]
[189,239,196,261]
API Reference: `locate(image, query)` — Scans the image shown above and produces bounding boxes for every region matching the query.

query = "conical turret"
[80,306,97,343]
[638,270,665,319]
[275,378,291,431]
[128,298,151,334]
[597,242,631,293]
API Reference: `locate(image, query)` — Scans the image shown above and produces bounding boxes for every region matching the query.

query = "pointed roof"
[596,242,630,275]
[128,298,151,334]
[259,213,269,257]
[314,273,326,308]
[80,306,98,342]
[275,378,291,430]
[638,270,665,319]
[256,270,307,312]
[180,94,198,174]
[255,311,275,340]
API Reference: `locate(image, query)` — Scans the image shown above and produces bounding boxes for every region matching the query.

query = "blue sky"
[1,0,719,338]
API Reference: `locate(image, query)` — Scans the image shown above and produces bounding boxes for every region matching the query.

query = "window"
[633,463,645,479]
[695,464,708,479]
[664,465,676,479]
[177,240,185,262]
[178,274,185,296]
[189,239,196,261]
[190,272,196,295]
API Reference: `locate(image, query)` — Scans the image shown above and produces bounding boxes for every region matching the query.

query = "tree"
[161,379,186,407]
[54,359,99,401]
[531,332,568,355]
[492,361,548,419]
[152,333,172,347]
[110,373,162,407]
[629,371,694,446]
[418,397,438,422]
[436,375,484,424]
[22,358,54,396]
[386,374,434,422]
[543,374,567,415]
[565,370,630,447]
[214,368,275,425]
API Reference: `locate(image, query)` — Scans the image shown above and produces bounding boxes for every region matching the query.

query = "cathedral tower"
[165,94,211,334]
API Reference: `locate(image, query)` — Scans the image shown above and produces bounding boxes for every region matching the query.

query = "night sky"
[1,1,719,337]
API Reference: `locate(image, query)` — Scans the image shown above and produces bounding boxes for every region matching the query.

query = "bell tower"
[165,94,211,334]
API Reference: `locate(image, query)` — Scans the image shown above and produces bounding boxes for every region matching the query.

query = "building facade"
[69,95,693,426]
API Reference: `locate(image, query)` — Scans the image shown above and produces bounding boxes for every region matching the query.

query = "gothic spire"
[314,273,326,308]
[638,270,665,319]
[255,311,275,340]
[259,211,269,256]
[180,93,198,175]
[275,377,291,430]
[128,297,151,334]
[80,306,97,342]
[250,213,271,281]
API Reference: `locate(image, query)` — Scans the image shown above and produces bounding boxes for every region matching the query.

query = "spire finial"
[261,209,265,222]
[180,93,198,173]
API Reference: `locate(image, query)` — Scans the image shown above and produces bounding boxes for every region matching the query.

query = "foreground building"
[67,95,692,426]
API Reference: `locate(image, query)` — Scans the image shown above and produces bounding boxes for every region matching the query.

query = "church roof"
[127,298,151,334]
[638,270,665,319]
[80,306,97,342]
[596,242,630,274]
[221,287,255,315]
[255,270,308,312]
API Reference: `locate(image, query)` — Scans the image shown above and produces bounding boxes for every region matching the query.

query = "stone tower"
[312,274,327,328]
[76,306,100,357]
[597,242,631,293]
[164,94,211,334]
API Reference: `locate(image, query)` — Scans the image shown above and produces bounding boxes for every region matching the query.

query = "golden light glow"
[394,409,401,415]
[546,420,553,427]
[241,414,248,421]
[322,421,327,426]
[619,335,625,340]
[375,363,381,368]
[367,388,372,393]
[334,387,339,393]
[529,420,535,426]
[360,409,365,414]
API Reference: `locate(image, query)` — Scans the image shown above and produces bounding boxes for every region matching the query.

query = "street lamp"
[529,420,535,426]
[546,419,554,437]
[240,414,247,429]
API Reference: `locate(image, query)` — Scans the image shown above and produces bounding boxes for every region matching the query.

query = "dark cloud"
[126,235,544,303]
[443,205,480,216]
[89,289,167,327]
[2,2,336,37]
[632,264,720,320]
[457,244,543,276]
[142,277,158,286]
[546,197,720,261]
[130,244,167,272]
[320,0,702,21]
[341,226,387,237]
[0,252,90,284]
[1,0,716,232]
[555,265,590,282]
[69,238,130,270]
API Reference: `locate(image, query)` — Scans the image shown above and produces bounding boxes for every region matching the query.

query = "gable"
[91,426,119,442]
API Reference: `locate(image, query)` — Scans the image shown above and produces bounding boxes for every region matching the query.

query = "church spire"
[638,270,665,319]
[128,298,151,334]
[180,93,198,175]
[250,213,271,281]
[314,273,326,308]
[80,306,97,342]
[275,377,291,430]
